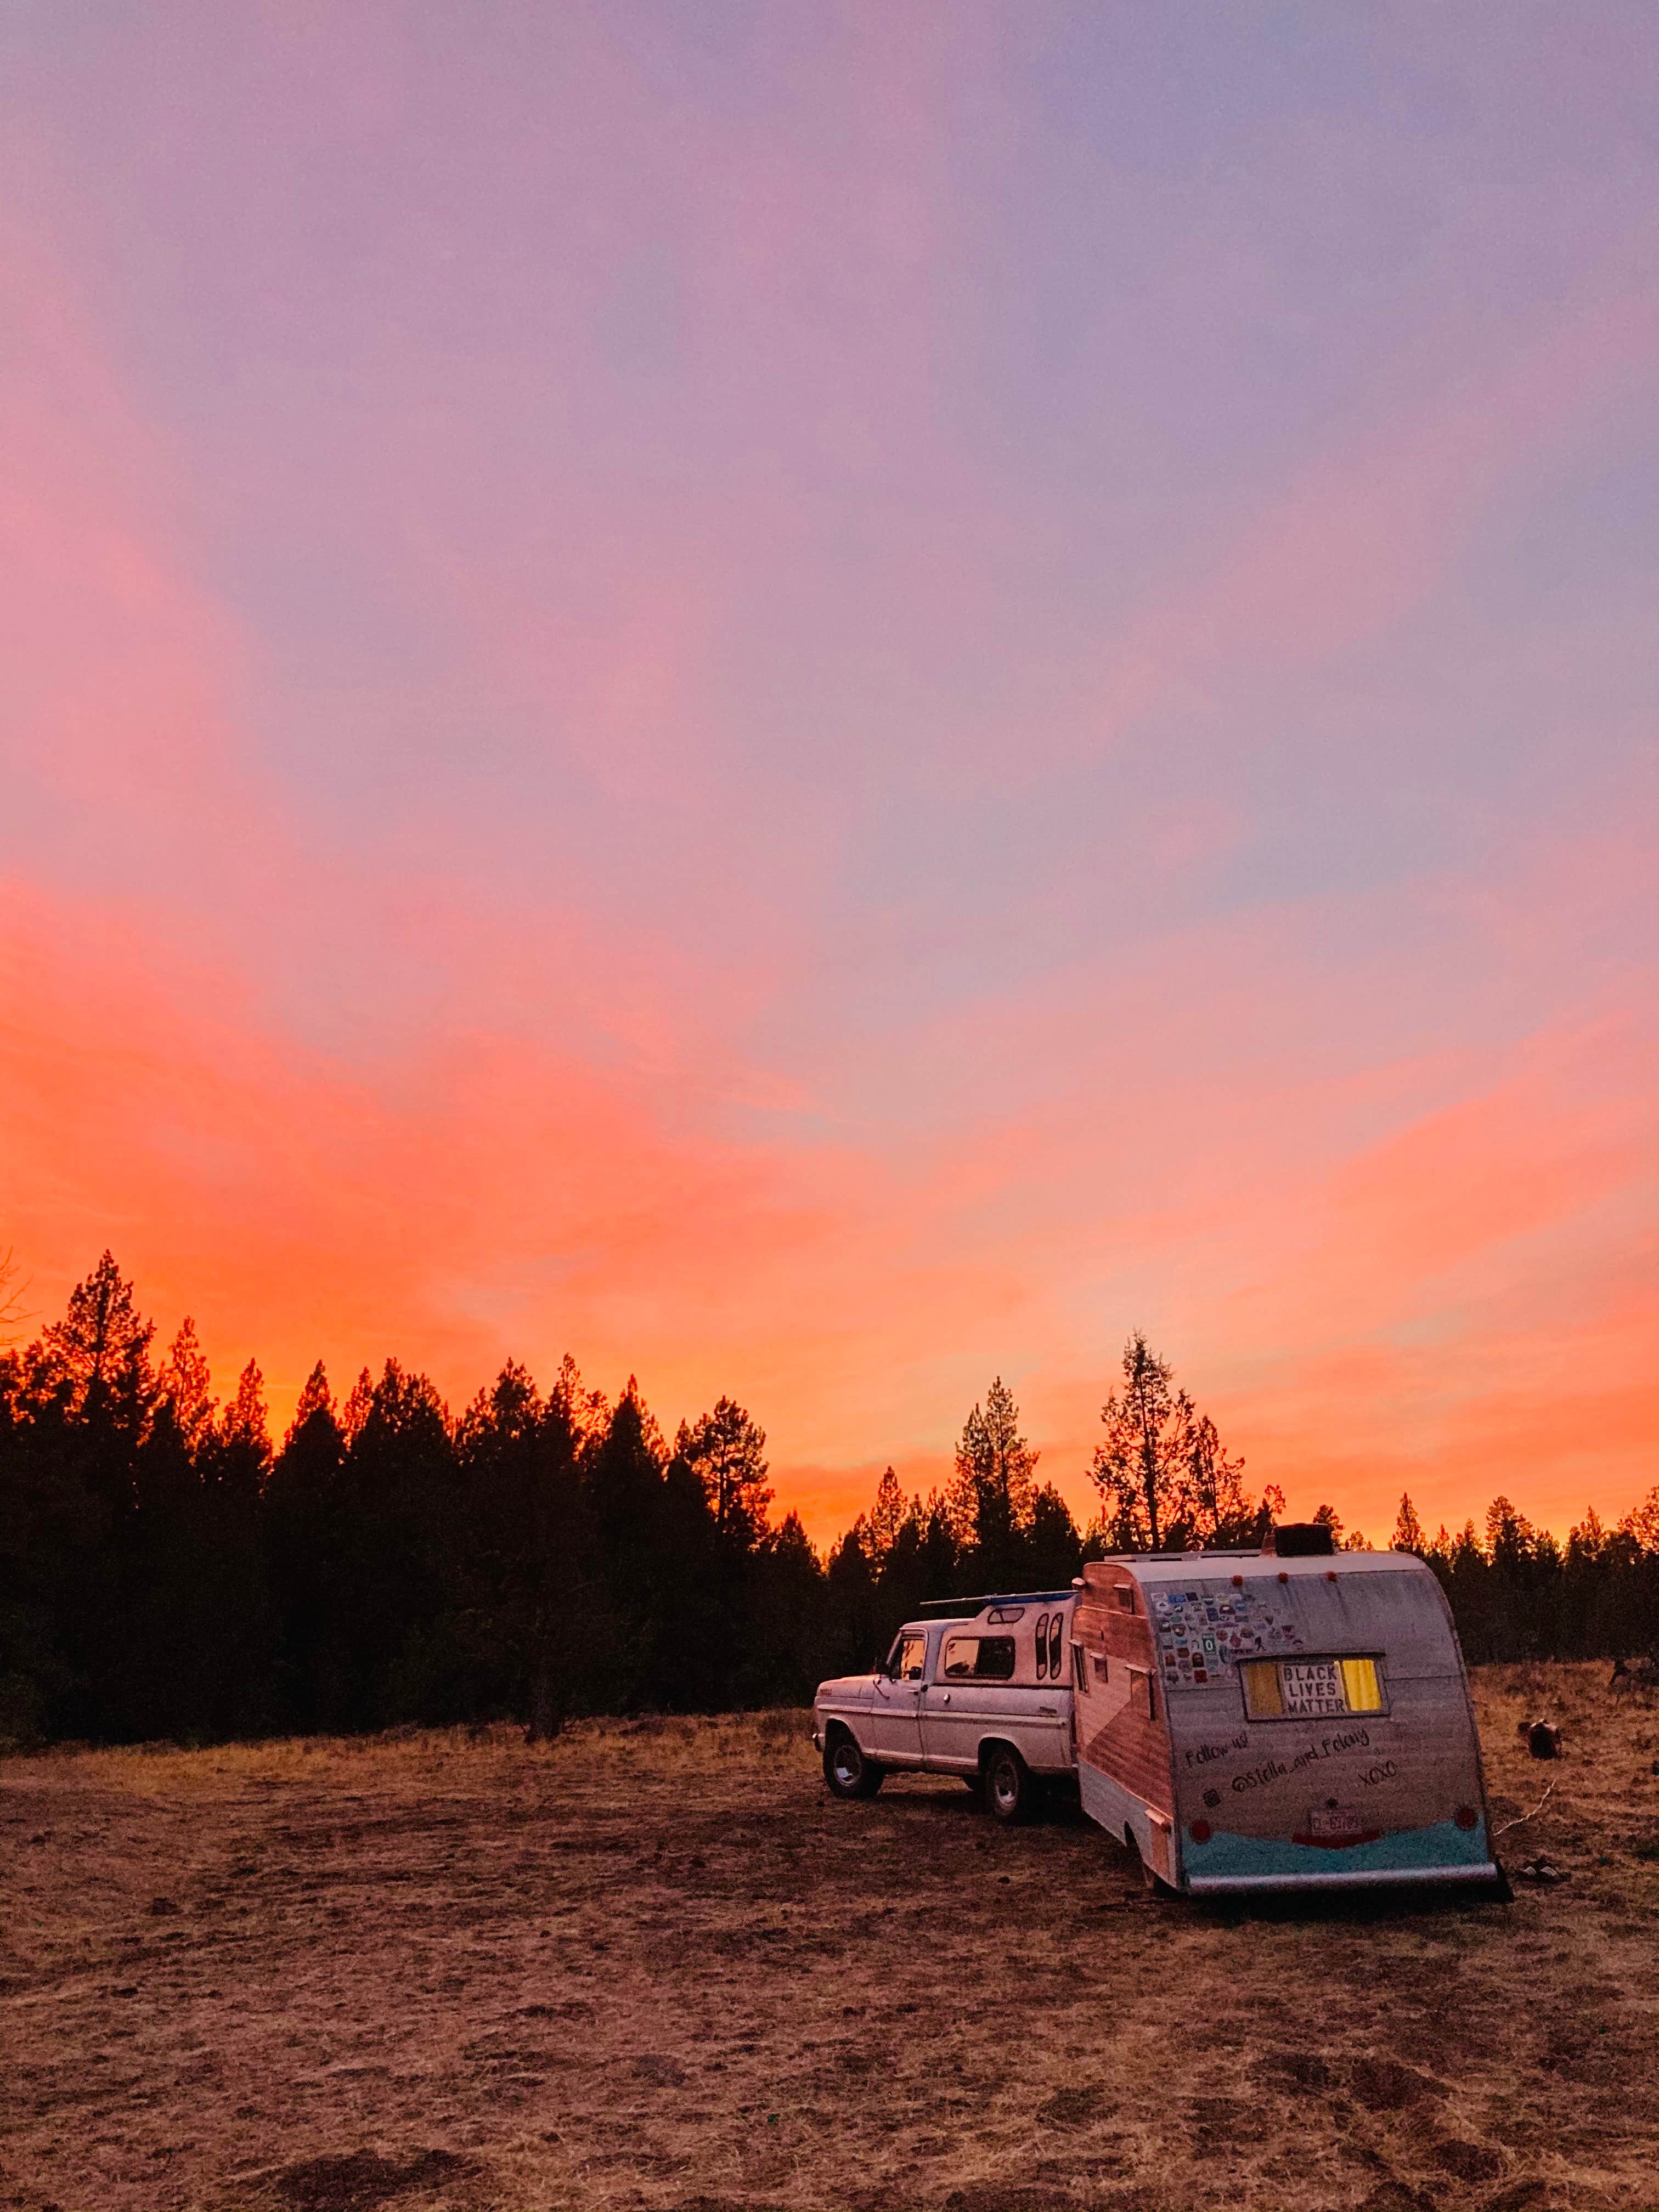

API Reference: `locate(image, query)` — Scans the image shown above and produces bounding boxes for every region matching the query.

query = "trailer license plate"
[1279,1660,1347,1716]
[1304,1805,1369,1838]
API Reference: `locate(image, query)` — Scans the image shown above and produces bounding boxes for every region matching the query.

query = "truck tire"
[823,1729,884,1799]
[983,1743,1030,1824]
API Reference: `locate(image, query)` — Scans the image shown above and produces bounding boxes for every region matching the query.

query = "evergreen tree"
[1024,1482,1085,1588]
[156,1318,216,1450]
[336,1360,458,1726]
[584,1379,673,1708]
[264,1362,346,1730]
[1622,1485,1659,1550]
[674,1397,772,1549]
[917,1492,960,1595]
[42,1251,154,1424]
[825,1522,882,1677]
[1088,1334,1183,1551]
[865,1465,911,1572]
[341,1367,374,1447]
[121,1381,211,1741]
[1391,1493,1427,1555]
[213,1361,272,1488]
[523,1358,605,1737]
[1171,1404,1254,1545]
[37,1256,155,1726]
[950,1376,1039,1586]
[748,1511,830,1702]
[186,1360,275,1735]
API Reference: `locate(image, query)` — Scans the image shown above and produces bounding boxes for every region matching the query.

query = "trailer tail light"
[1189,1819,1212,1843]
[1455,1804,1479,1830]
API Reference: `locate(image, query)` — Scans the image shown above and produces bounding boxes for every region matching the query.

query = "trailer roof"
[1088,1549,1426,1584]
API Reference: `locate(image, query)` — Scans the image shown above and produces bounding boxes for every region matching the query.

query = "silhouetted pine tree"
[264,1363,346,1730]
[336,1360,458,1726]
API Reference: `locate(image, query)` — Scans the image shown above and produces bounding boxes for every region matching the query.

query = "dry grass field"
[4,1662,1658,2212]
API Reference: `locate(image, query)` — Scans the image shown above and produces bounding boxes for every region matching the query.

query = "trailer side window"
[1114,1584,1135,1612]
[1035,1612,1049,1680]
[1128,1667,1154,1721]
[1048,1616,1064,1678]
[1073,1643,1088,1693]
[1091,1652,1109,1684]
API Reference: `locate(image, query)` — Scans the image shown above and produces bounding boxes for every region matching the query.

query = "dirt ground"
[3,1663,1658,2212]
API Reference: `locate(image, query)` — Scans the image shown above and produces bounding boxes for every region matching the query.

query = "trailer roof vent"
[1263,1522,1336,1558]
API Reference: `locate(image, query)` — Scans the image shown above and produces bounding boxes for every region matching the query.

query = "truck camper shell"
[1073,1534,1500,1893]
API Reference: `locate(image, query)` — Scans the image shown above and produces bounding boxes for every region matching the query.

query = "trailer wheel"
[822,1729,884,1799]
[1126,1825,1166,1893]
[983,1744,1030,1824]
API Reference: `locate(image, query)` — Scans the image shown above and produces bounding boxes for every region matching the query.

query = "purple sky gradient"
[2,4,1655,1541]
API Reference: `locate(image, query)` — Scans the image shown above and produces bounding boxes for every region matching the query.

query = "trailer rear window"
[941,1634,1017,1681]
[1241,1656,1384,1719]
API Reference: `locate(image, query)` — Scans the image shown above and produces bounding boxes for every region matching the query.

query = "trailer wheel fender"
[822,1723,884,1800]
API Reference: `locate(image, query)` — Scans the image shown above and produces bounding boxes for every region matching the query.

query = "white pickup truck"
[812,1590,1078,1824]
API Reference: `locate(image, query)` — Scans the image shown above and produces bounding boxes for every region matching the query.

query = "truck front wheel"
[823,1730,884,1799]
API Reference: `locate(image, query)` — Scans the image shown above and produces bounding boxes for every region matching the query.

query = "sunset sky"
[2,5,1655,1547]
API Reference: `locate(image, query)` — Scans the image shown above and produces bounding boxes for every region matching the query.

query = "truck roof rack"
[914,1589,1079,1617]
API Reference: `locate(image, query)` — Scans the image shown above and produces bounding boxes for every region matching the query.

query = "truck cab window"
[888,1634,926,1682]
[1035,1612,1049,1679]
[941,1634,1017,1681]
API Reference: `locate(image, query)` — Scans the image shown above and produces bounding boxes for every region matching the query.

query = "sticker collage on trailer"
[1152,1586,1306,1688]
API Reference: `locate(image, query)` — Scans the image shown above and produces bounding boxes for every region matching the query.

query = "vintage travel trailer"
[1071,1530,1502,1893]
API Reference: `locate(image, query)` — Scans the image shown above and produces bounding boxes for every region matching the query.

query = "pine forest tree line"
[2,1255,1655,1748]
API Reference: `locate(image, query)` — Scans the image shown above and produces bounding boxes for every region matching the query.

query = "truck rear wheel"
[823,1730,884,1799]
[984,1744,1030,1824]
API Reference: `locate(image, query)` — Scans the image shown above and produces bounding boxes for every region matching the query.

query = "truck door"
[866,1631,927,1763]
[921,1628,1019,1771]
